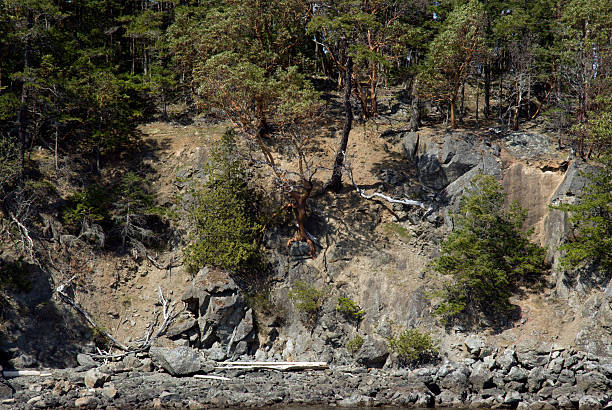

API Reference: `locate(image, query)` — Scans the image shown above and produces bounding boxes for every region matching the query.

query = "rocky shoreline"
[1,343,610,409]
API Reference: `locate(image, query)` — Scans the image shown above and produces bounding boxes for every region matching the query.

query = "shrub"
[288,280,326,326]
[433,174,546,324]
[183,130,262,274]
[336,297,365,321]
[388,329,439,365]
[346,335,364,354]
[62,184,111,231]
[552,152,612,272]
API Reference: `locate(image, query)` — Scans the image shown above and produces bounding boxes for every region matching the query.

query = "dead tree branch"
[344,156,432,215]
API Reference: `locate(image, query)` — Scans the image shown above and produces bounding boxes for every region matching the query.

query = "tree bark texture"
[409,79,421,132]
[326,56,353,193]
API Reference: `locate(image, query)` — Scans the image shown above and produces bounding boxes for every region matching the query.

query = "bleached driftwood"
[214,361,328,371]
[2,370,52,378]
[193,375,231,381]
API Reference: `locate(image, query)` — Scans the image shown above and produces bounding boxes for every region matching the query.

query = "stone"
[101,385,118,399]
[75,396,96,407]
[506,366,529,382]
[527,366,548,392]
[76,353,97,369]
[84,369,110,388]
[205,345,227,362]
[558,368,575,385]
[465,336,484,358]
[441,367,470,393]
[504,390,522,405]
[548,356,564,374]
[517,350,549,369]
[469,362,493,390]
[575,371,609,395]
[578,395,602,410]
[498,349,518,372]
[149,346,201,376]
[355,335,389,368]
[338,394,373,407]
[165,314,198,339]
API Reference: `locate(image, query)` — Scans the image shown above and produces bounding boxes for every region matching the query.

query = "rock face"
[401,132,501,196]
[180,267,256,356]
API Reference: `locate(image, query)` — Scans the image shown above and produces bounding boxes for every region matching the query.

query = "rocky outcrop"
[401,131,502,197]
[179,267,257,357]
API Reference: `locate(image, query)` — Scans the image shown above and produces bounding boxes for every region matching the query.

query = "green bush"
[183,130,262,274]
[288,280,326,313]
[433,174,546,324]
[552,152,612,272]
[336,297,365,321]
[346,335,364,354]
[62,184,111,230]
[288,280,326,326]
[388,329,439,364]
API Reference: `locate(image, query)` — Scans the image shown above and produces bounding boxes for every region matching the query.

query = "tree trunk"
[17,10,33,185]
[409,79,420,132]
[484,62,491,119]
[326,57,353,193]
[476,76,480,126]
[450,98,457,129]
[459,81,466,123]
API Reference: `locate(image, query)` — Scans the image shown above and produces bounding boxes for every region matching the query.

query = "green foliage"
[288,280,327,327]
[288,280,326,314]
[346,335,364,354]
[553,153,612,271]
[433,175,546,324]
[417,0,486,126]
[0,257,32,293]
[183,130,262,275]
[336,297,365,321]
[388,329,439,365]
[62,184,111,230]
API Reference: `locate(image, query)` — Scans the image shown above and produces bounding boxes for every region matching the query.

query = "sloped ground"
[0,98,608,372]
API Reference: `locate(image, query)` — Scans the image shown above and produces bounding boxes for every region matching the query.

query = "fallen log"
[2,370,52,378]
[193,375,231,381]
[214,361,328,371]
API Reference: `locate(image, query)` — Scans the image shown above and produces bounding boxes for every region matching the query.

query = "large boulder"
[180,267,254,354]
[149,346,201,376]
[355,335,389,368]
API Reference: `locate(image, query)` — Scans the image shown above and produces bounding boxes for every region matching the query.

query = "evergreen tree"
[417,0,487,129]
[434,175,546,324]
[553,153,612,272]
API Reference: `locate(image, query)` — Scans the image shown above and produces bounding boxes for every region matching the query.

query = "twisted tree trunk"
[326,56,353,193]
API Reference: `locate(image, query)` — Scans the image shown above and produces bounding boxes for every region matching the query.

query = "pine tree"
[553,153,612,272]
[434,175,546,324]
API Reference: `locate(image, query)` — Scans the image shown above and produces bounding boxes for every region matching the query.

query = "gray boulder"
[84,369,110,388]
[355,335,389,368]
[464,336,484,358]
[149,346,201,376]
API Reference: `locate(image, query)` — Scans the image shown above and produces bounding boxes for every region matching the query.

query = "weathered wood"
[3,370,52,378]
[214,361,328,371]
[193,375,231,381]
